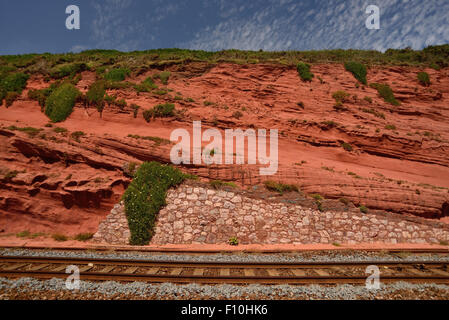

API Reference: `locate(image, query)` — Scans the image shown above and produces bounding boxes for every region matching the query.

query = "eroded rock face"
[443,202,449,217]
[1,62,449,235]
[93,184,449,245]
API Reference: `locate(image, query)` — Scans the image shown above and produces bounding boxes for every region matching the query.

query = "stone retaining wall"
[93,184,449,245]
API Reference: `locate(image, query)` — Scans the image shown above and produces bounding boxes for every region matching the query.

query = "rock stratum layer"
[1,62,449,236]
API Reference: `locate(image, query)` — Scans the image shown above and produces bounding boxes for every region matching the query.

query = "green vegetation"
[417,72,431,86]
[332,91,350,104]
[341,142,353,152]
[6,125,42,137]
[361,108,385,119]
[135,77,158,93]
[143,103,175,122]
[229,237,239,246]
[344,61,367,84]
[115,99,127,110]
[50,63,87,79]
[232,111,243,119]
[71,131,85,142]
[264,181,298,194]
[127,134,171,146]
[209,180,238,189]
[153,71,171,85]
[363,96,373,103]
[53,127,68,134]
[370,83,400,106]
[52,234,68,242]
[5,91,19,107]
[130,104,140,118]
[86,81,105,107]
[339,198,351,206]
[0,72,29,106]
[359,205,368,214]
[74,233,94,241]
[1,46,448,78]
[384,124,397,130]
[296,62,314,82]
[104,68,130,82]
[45,83,81,122]
[122,161,187,245]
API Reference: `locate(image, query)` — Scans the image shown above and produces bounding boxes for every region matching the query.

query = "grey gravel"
[1,248,448,263]
[0,277,448,300]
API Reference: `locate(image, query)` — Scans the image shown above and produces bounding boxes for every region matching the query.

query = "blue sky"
[1,0,448,55]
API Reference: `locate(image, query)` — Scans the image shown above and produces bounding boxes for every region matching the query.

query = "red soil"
[0,62,448,237]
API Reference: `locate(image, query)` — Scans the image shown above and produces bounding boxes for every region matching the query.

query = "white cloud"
[183,0,449,52]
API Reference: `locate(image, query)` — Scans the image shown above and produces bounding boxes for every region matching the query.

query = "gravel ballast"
[1,248,448,263]
[0,277,448,300]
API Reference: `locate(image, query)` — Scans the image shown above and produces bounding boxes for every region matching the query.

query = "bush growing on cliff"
[296,62,314,82]
[45,83,81,122]
[0,72,29,106]
[5,91,19,107]
[0,72,29,93]
[152,71,171,85]
[50,63,87,79]
[104,68,130,82]
[344,61,367,85]
[417,72,431,86]
[370,83,400,106]
[122,161,187,245]
[264,181,298,194]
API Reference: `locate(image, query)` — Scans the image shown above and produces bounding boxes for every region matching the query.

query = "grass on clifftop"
[122,162,187,245]
[2,46,447,85]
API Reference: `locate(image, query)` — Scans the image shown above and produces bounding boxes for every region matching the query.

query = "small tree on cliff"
[86,80,106,118]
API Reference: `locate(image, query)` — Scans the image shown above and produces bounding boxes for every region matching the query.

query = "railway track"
[1,255,449,285]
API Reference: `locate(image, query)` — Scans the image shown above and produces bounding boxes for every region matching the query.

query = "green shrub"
[53,127,68,134]
[296,62,314,82]
[143,109,153,123]
[74,233,94,241]
[264,181,298,194]
[135,77,158,93]
[50,63,87,79]
[115,99,127,109]
[370,83,400,106]
[86,81,105,107]
[417,72,430,86]
[5,91,19,107]
[52,234,68,242]
[45,83,81,122]
[0,72,29,93]
[104,68,130,82]
[122,161,187,245]
[153,71,171,85]
[210,180,238,189]
[71,131,85,142]
[6,125,42,137]
[232,111,243,119]
[152,103,175,118]
[384,124,396,130]
[344,61,367,84]
[229,237,239,246]
[363,96,373,103]
[332,91,350,104]
[131,104,140,118]
[359,205,368,214]
[361,108,385,119]
[341,142,353,152]
[128,134,171,146]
